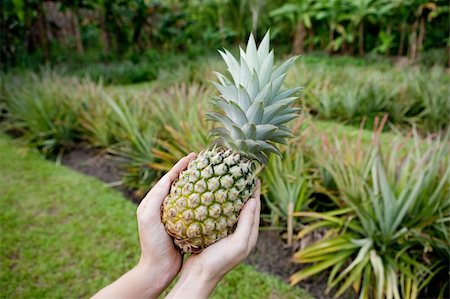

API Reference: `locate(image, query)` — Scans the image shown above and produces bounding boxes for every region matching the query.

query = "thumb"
[231,198,257,243]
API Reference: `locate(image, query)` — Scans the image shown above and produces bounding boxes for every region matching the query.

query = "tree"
[348,0,390,56]
[408,0,442,60]
[249,0,265,34]
[270,0,316,54]
[313,0,351,54]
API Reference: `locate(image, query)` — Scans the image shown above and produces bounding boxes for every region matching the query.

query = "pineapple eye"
[194,206,208,221]
[213,163,228,175]
[182,209,194,221]
[207,177,220,191]
[222,149,233,158]
[222,202,234,215]
[231,153,241,163]
[240,162,251,174]
[220,175,234,189]
[234,178,247,191]
[227,214,238,227]
[189,170,200,182]
[223,153,236,166]
[201,165,214,178]
[188,194,201,208]
[181,183,194,195]
[209,204,222,219]
[216,217,228,231]
[180,172,189,183]
[196,157,209,169]
[214,189,227,203]
[189,237,203,247]
[168,208,178,218]
[175,197,188,208]
[241,188,252,201]
[174,221,187,235]
[227,188,240,201]
[229,166,242,178]
[194,179,207,193]
[187,161,196,171]
[201,192,214,205]
[233,200,244,212]
[204,233,218,246]
[211,153,224,165]
[172,186,182,196]
[202,219,216,232]
[187,223,201,238]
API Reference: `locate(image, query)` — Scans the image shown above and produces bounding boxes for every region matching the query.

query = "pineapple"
[161,31,301,253]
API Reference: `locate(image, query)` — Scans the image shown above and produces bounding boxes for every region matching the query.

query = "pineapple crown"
[207,31,302,165]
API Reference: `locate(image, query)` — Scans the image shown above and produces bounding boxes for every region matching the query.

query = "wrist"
[136,257,179,297]
[165,261,220,299]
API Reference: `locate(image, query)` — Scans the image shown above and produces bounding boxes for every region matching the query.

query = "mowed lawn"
[0,135,312,299]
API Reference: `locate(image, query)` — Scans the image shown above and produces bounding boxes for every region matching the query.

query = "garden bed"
[2,57,448,298]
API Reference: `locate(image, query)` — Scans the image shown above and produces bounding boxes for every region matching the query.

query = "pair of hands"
[93,153,261,299]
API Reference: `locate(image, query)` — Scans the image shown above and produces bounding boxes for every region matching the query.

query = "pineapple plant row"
[161,31,302,253]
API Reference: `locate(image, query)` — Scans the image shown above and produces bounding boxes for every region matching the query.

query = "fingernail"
[248,198,256,209]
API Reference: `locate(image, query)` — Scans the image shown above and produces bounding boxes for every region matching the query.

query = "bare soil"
[61,144,355,299]
[61,144,139,202]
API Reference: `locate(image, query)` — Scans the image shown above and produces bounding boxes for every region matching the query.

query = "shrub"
[2,71,82,156]
[290,129,450,299]
[287,63,450,133]
[149,83,213,171]
[102,93,157,193]
[262,119,315,245]
[70,61,158,85]
[418,48,449,68]
[414,68,450,132]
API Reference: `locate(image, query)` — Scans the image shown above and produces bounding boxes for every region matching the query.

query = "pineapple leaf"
[255,124,278,140]
[211,82,237,103]
[242,123,257,140]
[257,30,271,64]
[271,73,287,99]
[210,32,302,163]
[272,113,299,126]
[237,86,252,110]
[213,71,231,86]
[273,87,302,102]
[246,33,259,71]
[246,101,264,124]
[272,56,298,80]
[254,82,273,105]
[258,50,274,87]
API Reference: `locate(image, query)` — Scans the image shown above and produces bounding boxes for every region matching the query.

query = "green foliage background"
[1,0,449,71]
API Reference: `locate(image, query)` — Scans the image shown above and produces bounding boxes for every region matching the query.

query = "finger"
[232,197,257,245]
[138,153,196,217]
[248,181,261,252]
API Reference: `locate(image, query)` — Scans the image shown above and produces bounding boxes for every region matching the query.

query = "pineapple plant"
[161,31,301,253]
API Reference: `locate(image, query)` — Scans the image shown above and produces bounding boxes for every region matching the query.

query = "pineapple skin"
[161,147,256,253]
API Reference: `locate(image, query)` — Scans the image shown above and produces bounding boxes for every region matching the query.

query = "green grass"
[0,135,312,299]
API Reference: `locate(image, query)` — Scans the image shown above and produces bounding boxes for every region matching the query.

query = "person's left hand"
[92,153,197,299]
[136,153,197,285]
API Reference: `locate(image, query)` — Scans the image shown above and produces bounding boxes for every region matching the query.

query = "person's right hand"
[165,180,261,299]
